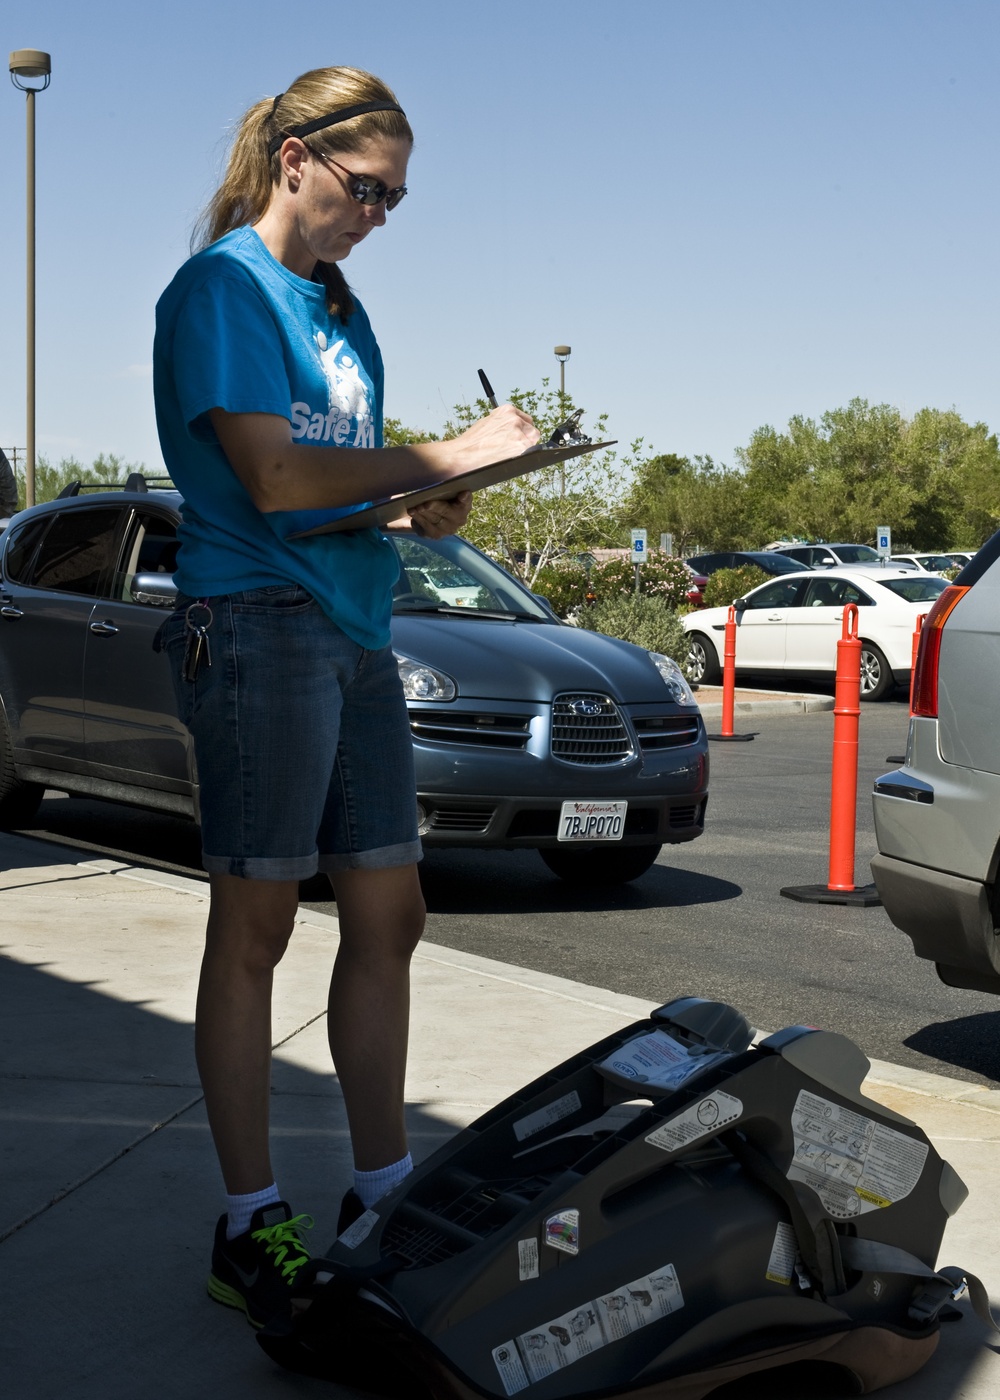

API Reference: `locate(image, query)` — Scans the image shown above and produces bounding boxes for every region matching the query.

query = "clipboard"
[286,439,615,539]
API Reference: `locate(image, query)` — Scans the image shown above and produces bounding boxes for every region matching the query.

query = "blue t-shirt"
[153,226,399,649]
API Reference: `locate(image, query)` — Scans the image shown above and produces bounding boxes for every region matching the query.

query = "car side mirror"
[733,596,749,611]
[130,573,178,608]
[531,592,560,619]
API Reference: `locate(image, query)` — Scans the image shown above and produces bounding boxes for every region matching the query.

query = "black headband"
[267,101,406,157]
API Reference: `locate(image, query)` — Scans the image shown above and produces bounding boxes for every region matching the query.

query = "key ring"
[184,600,214,631]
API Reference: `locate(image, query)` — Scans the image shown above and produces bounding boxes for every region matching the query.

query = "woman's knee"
[205,874,299,973]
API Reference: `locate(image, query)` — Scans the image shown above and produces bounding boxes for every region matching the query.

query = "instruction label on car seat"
[765,1221,797,1285]
[645,1090,743,1153]
[787,1090,929,1218]
[492,1262,684,1393]
[513,1090,582,1142]
[598,1029,729,1091]
[518,1237,539,1281]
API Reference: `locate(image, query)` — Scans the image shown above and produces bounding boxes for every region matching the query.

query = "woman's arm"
[208,404,538,514]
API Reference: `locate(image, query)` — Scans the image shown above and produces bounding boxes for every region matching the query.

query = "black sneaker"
[207,1201,313,1328]
[336,1188,366,1237]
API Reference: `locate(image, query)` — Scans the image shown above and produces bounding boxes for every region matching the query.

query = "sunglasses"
[309,147,407,212]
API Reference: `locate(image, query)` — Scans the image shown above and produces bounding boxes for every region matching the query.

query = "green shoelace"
[251,1213,314,1281]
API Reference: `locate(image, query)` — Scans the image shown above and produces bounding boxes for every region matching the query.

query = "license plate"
[557,800,628,842]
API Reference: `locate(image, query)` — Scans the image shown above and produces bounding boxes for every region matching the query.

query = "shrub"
[575,594,688,664]
[530,559,591,617]
[702,564,769,609]
[589,552,694,609]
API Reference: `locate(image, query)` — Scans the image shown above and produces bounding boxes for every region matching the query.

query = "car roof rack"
[55,472,175,499]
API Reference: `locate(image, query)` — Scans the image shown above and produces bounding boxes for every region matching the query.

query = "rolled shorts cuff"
[318,839,423,873]
[200,851,325,882]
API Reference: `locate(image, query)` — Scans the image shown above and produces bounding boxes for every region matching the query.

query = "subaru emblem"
[571,699,603,717]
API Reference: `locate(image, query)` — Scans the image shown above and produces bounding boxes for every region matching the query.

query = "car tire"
[687,633,721,685]
[539,843,662,886]
[859,641,894,701]
[0,708,43,828]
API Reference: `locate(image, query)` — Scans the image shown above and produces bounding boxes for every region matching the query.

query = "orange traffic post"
[780,604,880,905]
[706,604,755,742]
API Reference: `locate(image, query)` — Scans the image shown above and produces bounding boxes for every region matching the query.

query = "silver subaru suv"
[871,533,1000,993]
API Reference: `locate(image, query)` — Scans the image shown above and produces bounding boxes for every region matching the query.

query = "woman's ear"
[278,137,309,192]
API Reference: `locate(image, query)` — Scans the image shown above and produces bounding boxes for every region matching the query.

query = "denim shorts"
[157,584,421,881]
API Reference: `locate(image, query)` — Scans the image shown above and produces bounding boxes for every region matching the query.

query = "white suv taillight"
[911,585,970,717]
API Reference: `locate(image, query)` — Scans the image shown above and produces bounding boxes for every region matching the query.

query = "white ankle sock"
[226,1182,282,1240]
[353,1153,413,1209]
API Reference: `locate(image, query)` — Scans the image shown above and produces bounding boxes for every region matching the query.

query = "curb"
[695,687,834,719]
[7,832,999,1117]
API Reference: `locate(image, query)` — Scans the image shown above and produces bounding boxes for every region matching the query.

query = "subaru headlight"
[648,651,697,706]
[395,653,457,701]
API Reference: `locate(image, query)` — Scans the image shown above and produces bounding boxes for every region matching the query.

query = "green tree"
[623,453,756,553]
[16,452,148,510]
[382,417,438,447]
[443,380,642,586]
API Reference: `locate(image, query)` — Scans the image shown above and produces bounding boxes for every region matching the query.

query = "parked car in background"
[871,534,1000,993]
[890,553,955,576]
[769,542,916,571]
[0,483,709,885]
[683,568,948,699]
[684,550,810,578]
[684,567,708,608]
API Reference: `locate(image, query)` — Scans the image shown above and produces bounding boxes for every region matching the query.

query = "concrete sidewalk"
[1,830,997,1399]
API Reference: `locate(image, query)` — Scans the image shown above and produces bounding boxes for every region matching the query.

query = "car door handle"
[89,620,120,636]
[767,613,783,621]
[0,603,23,618]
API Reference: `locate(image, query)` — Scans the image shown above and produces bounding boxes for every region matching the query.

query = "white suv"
[870,539,1000,993]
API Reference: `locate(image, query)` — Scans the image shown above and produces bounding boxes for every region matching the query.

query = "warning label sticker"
[645,1091,743,1154]
[787,1089,929,1219]
[518,1237,539,1281]
[492,1342,531,1396]
[338,1209,378,1250]
[598,1030,729,1091]
[765,1221,797,1285]
[492,1263,684,1393]
[514,1091,582,1143]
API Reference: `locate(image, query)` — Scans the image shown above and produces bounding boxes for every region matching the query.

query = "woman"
[153,65,538,1329]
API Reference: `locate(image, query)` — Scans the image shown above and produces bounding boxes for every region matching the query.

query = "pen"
[477,368,499,410]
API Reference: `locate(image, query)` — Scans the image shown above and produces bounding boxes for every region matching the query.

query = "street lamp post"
[553,345,571,498]
[9,48,51,510]
[553,345,571,410]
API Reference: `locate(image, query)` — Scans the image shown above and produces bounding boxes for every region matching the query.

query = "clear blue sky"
[2,0,998,478]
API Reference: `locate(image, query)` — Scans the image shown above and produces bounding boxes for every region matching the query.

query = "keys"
[183,602,213,683]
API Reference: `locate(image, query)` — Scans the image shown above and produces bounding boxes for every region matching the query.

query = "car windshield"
[916,555,955,571]
[833,545,880,564]
[387,532,554,619]
[875,576,949,603]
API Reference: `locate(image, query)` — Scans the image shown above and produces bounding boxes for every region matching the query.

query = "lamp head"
[9,49,51,91]
[554,344,571,362]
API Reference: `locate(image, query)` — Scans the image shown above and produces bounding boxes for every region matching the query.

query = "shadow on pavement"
[0,951,456,1399]
[904,1012,1000,1085]
[416,848,742,916]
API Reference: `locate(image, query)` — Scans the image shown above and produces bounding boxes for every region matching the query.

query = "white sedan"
[683,568,949,700]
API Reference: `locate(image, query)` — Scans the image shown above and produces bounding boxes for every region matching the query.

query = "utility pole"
[554,345,571,500]
[9,49,52,509]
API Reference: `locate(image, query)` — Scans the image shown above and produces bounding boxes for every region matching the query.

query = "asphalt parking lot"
[15,692,1000,1090]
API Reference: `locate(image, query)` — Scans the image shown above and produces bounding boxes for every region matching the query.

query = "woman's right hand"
[448,403,540,475]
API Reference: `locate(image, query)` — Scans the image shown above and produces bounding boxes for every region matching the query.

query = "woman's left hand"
[406,490,473,539]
